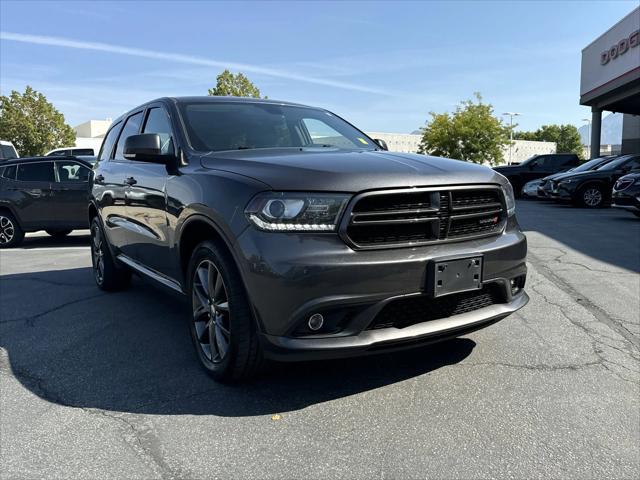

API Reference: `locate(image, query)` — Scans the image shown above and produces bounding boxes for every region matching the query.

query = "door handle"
[94,174,105,184]
[124,177,137,186]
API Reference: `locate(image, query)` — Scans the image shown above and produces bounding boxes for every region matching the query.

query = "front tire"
[0,212,24,248]
[90,217,131,291]
[578,185,605,208]
[46,229,72,237]
[187,241,262,382]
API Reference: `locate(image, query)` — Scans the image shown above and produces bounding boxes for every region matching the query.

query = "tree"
[418,93,510,165]
[208,69,263,98]
[513,124,583,158]
[0,86,76,157]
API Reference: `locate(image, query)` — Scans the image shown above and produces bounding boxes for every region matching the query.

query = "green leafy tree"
[208,69,263,98]
[418,93,510,165]
[514,124,583,158]
[0,86,76,157]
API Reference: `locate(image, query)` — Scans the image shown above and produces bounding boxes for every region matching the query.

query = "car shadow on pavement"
[17,232,91,249]
[516,200,640,272]
[0,267,475,417]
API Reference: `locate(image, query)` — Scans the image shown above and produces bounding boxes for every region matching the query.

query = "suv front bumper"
[235,216,528,360]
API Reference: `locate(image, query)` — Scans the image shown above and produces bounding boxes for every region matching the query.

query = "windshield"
[596,156,631,171]
[179,102,377,153]
[573,156,611,172]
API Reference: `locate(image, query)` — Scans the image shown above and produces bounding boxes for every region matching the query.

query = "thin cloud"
[0,31,391,96]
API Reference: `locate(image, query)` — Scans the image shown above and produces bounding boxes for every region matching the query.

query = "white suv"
[0,141,19,161]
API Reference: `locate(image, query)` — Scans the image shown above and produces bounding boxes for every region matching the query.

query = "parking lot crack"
[0,293,105,326]
[460,360,601,372]
[83,409,180,480]
[528,279,639,386]
[528,252,640,349]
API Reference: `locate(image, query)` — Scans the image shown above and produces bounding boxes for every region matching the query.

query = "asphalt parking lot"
[1,200,639,479]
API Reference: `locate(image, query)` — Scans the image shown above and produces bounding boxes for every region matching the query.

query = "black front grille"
[344,187,505,248]
[614,179,633,191]
[367,284,506,330]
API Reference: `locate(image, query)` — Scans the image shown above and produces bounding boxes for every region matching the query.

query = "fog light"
[510,277,525,295]
[308,313,324,331]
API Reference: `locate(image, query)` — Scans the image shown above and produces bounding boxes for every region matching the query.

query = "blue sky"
[0,0,637,133]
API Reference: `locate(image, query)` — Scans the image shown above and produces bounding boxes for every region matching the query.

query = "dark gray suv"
[90,97,528,381]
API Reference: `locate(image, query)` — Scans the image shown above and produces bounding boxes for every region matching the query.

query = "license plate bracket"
[427,256,483,298]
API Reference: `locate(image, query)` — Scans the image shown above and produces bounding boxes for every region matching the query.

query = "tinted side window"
[1,165,17,179]
[72,148,94,156]
[17,162,55,182]
[55,161,90,182]
[114,112,143,160]
[557,156,577,167]
[98,122,122,161]
[142,108,174,155]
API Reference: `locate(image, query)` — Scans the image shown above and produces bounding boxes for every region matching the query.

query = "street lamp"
[502,112,521,165]
[582,118,591,158]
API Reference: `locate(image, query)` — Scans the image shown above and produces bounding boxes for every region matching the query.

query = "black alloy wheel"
[187,241,262,382]
[580,185,604,208]
[90,217,131,291]
[0,212,24,248]
[191,259,232,364]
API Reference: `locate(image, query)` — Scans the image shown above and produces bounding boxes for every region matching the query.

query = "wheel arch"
[177,214,263,331]
[177,214,244,286]
[0,203,21,228]
[88,201,98,224]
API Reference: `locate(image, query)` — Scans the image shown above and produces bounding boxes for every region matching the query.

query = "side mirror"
[374,139,389,151]
[123,134,171,163]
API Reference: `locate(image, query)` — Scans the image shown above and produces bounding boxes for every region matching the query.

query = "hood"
[199,148,506,192]
[555,170,607,182]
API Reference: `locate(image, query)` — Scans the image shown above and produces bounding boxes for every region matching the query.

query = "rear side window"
[557,155,577,166]
[143,107,175,155]
[1,165,17,179]
[71,148,94,156]
[55,161,91,182]
[17,162,55,182]
[1,145,18,160]
[114,112,144,160]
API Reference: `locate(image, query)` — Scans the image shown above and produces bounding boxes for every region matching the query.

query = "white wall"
[366,132,422,153]
[499,140,557,165]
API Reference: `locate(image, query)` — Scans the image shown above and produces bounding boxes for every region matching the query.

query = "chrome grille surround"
[339,185,507,250]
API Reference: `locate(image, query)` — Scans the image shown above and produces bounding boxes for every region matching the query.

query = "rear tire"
[90,217,131,291]
[578,184,605,208]
[0,211,24,248]
[46,229,72,237]
[187,241,262,382]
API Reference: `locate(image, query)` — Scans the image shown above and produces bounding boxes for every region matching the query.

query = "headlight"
[501,183,516,217]
[246,192,350,232]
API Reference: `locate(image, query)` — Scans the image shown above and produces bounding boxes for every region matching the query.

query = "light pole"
[502,112,521,165]
[582,118,591,158]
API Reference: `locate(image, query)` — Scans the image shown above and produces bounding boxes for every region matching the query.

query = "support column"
[590,107,602,159]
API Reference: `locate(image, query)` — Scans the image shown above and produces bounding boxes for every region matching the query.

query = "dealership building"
[581,6,640,157]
